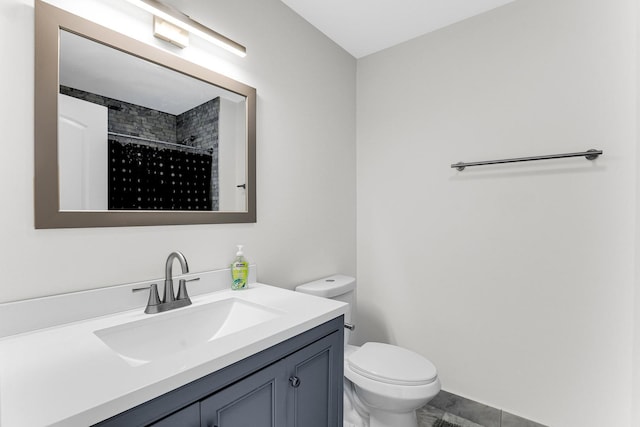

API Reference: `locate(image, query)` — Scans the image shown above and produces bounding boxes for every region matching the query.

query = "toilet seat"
[347,342,437,386]
[344,352,441,414]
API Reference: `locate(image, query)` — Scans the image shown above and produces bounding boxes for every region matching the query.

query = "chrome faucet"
[133,251,200,314]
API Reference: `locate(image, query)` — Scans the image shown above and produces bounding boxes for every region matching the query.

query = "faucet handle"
[133,284,161,313]
[177,277,200,301]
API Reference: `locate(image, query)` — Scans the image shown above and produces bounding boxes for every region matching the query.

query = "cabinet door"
[147,403,199,427]
[285,332,343,427]
[200,362,286,427]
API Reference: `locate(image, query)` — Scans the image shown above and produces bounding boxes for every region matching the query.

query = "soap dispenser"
[231,245,249,290]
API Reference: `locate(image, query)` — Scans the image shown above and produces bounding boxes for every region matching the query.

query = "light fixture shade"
[127,0,247,57]
[153,16,189,48]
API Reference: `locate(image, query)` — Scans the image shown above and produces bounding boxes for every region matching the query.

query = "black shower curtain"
[108,140,213,210]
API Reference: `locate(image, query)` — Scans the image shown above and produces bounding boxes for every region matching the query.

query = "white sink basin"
[94,298,282,366]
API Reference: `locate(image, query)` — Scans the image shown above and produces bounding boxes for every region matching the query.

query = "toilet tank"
[295,275,356,344]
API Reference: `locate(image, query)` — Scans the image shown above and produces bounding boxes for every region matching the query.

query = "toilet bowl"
[296,275,441,427]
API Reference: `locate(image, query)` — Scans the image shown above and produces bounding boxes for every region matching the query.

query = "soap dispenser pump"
[231,245,249,290]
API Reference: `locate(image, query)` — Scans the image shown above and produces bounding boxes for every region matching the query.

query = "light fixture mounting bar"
[128,0,247,57]
[154,16,188,48]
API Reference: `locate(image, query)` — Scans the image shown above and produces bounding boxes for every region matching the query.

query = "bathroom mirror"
[34,0,256,228]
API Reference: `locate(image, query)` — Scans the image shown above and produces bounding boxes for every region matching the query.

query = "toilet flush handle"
[344,323,355,331]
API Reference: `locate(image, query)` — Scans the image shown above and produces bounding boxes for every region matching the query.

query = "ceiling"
[280,0,518,58]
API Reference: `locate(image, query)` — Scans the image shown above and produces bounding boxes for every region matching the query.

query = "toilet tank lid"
[295,275,355,298]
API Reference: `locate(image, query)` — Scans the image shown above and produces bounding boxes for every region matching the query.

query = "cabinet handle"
[289,376,301,388]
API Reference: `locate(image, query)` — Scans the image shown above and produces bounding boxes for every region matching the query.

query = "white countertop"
[0,282,347,426]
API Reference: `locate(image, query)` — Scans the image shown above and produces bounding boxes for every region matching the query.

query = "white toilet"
[296,275,441,427]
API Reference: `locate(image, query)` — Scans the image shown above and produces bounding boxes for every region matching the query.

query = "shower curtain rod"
[451,149,602,171]
[108,132,213,154]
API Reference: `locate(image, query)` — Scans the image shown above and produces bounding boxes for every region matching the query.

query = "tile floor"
[416,391,548,427]
[418,404,485,427]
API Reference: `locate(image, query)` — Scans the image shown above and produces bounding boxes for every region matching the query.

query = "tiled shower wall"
[177,98,220,203]
[177,97,219,150]
[60,86,177,143]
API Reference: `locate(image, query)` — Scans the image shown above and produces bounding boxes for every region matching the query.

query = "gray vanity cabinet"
[148,403,200,427]
[200,332,340,427]
[95,317,343,427]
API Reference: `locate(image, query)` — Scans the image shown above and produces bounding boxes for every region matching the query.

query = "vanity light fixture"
[126,0,247,57]
[153,17,189,48]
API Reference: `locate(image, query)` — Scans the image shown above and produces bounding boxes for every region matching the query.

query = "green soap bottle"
[231,245,249,290]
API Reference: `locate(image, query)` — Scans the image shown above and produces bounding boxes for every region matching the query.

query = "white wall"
[634,1,640,424]
[356,0,636,426]
[0,0,356,303]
